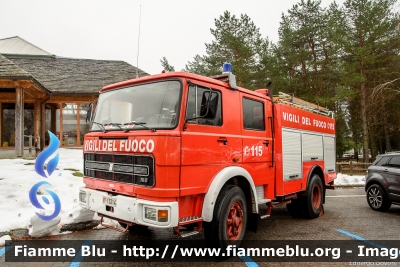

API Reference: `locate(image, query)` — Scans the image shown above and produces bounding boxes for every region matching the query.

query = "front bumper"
[79,187,179,228]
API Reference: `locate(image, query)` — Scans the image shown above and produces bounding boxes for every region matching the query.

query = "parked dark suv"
[365,152,400,211]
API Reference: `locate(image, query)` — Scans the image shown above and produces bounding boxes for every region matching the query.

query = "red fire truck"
[79,65,336,249]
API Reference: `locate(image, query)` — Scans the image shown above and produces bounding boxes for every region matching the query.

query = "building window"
[53,102,91,146]
[1,103,34,147]
[79,104,90,145]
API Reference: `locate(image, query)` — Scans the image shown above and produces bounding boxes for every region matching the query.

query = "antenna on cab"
[136,5,142,78]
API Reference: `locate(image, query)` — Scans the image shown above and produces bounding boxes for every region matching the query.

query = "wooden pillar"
[0,103,2,145]
[34,100,40,149]
[50,107,56,134]
[59,102,63,147]
[76,103,81,146]
[15,87,24,157]
[40,102,45,151]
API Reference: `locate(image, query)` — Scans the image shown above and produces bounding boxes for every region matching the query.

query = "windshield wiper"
[104,123,128,132]
[124,122,156,132]
[91,121,106,133]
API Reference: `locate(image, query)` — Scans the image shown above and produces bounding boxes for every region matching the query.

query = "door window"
[242,98,265,131]
[387,156,400,168]
[375,156,390,166]
[185,85,222,126]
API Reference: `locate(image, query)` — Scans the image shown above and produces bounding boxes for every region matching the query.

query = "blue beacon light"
[221,62,237,90]
[222,62,232,73]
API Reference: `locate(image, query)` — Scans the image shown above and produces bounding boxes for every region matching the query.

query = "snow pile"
[335,173,365,186]
[62,206,95,225]
[29,213,61,238]
[0,148,94,234]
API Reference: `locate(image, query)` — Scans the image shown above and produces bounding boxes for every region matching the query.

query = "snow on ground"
[0,148,88,234]
[335,173,365,186]
[0,148,366,240]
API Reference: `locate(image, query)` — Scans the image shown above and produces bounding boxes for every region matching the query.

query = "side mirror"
[85,100,97,124]
[200,91,218,119]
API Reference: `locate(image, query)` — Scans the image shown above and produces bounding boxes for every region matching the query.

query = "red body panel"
[274,104,336,196]
[274,104,335,135]
[178,195,204,222]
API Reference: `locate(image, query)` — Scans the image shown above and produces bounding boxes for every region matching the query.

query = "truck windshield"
[90,80,181,131]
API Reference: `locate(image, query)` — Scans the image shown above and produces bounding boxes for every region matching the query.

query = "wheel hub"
[312,185,322,209]
[368,188,382,208]
[226,202,243,240]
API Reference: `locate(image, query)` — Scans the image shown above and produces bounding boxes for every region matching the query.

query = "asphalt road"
[2,187,400,267]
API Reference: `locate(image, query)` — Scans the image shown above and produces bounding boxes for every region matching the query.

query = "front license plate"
[103,196,117,207]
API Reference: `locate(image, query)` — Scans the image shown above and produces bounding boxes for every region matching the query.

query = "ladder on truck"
[273,92,333,118]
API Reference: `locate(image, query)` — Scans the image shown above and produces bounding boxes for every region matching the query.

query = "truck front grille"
[84,153,155,187]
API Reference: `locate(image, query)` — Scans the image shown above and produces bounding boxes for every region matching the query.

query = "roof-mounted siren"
[222,62,237,90]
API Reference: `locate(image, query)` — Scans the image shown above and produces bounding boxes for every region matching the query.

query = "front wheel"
[204,185,248,250]
[366,184,391,211]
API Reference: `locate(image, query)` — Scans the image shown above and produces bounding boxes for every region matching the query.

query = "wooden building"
[0,36,148,157]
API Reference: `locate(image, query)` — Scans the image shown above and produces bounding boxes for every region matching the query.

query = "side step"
[181,231,200,238]
[173,222,203,238]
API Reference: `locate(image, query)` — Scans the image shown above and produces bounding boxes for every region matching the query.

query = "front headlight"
[144,207,157,221]
[143,205,170,224]
[79,191,87,203]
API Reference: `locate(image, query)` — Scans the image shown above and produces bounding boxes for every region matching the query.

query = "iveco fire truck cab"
[80,65,336,249]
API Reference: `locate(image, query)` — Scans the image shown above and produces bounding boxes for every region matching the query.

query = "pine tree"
[274,0,340,107]
[185,11,267,89]
[332,0,400,161]
[160,57,175,72]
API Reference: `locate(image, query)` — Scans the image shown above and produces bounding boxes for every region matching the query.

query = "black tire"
[366,184,391,211]
[204,185,248,250]
[118,222,148,232]
[304,174,324,219]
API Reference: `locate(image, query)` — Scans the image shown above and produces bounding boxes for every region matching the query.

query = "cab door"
[180,83,242,196]
[240,93,273,189]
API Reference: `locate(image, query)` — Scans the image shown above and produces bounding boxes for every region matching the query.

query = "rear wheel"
[366,184,391,211]
[204,185,248,250]
[304,174,323,218]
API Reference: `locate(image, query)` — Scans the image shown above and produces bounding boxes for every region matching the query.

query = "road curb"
[334,184,364,188]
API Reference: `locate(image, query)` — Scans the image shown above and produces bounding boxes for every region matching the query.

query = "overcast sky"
[1,0,343,75]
